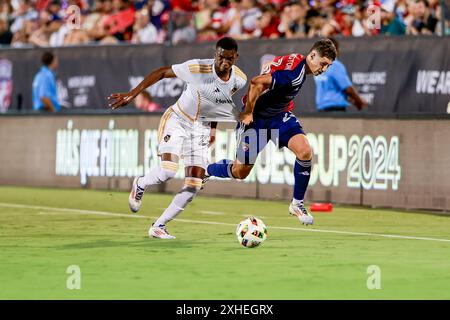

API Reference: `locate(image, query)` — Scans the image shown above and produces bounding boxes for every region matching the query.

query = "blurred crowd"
[0,0,448,47]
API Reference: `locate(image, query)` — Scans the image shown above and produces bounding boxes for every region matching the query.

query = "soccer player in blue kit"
[207,39,337,225]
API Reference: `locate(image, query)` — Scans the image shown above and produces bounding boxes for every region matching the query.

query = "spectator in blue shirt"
[314,38,367,112]
[32,51,61,112]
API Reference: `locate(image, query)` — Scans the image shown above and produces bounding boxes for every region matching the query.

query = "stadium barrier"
[0,36,449,115]
[0,114,449,211]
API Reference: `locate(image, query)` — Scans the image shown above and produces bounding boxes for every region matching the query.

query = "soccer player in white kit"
[108,37,247,239]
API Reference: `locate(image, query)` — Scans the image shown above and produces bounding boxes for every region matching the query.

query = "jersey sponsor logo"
[285,53,299,70]
[269,54,304,73]
[216,98,233,104]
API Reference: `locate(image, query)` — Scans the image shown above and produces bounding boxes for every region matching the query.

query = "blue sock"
[207,159,234,178]
[293,158,312,202]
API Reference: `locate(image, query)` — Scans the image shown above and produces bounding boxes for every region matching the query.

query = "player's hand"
[239,111,253,126]
[209,128,216,146]
[107,92,135,110]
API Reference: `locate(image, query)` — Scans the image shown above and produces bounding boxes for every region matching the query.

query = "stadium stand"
[0,0,448,48]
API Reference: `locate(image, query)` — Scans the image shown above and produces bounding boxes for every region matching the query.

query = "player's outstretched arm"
[240,73,272,125]
[108,66,177,110]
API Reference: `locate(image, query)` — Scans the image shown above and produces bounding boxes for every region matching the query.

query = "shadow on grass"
[52,238,221,250]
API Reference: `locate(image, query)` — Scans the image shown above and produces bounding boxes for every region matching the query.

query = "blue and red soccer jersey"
[236,53,308,164]
[252,53,307,118]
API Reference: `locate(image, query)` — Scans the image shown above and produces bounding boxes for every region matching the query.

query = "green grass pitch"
[1,186,450,299]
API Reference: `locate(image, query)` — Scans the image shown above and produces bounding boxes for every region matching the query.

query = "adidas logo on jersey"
[214,87,220,93]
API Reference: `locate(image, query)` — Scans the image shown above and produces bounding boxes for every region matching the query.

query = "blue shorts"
[236,112,305,165]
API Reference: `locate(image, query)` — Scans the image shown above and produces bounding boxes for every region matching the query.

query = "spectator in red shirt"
[103,0,135,41]
[254,4,280,39]
[195,0,226,42]
[171,0,198,12]
[135,91,162,112]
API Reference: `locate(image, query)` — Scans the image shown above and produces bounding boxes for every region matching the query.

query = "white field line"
[241,214,267,219]
[1,202,450,243]
[200,211,225,215]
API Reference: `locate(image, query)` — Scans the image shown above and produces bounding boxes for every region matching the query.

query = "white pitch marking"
[0,202,145,219]
[200,211,225,215]
[241,214,267,219]
[1,202,450,243]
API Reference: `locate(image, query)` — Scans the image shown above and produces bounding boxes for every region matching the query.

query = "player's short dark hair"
[327,37,339,55]
[216,37,238,52]
[310,39,337,61]
[41,51,55,66]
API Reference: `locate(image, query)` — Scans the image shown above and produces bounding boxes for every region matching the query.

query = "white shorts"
[157,107,211,169]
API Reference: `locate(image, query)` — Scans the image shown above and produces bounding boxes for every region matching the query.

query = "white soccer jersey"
[171,59,247,122]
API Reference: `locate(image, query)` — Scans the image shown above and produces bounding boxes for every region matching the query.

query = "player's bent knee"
[160,161,179,180]
[296,146,312,161]
[231,165,252,179]
[233,171,249,179]
[289,135,313,161]
[183,177,202,202]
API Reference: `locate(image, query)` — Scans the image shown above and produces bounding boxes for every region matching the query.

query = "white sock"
[154,178,202,226]
[292,198,304,207]
[138,161,178,189]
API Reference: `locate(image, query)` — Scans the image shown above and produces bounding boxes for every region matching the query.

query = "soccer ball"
[236,217,267,248]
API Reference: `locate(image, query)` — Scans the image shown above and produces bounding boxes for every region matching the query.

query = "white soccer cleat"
[129,176,145,213]
[289,203,314,226]
[149,224,176,239]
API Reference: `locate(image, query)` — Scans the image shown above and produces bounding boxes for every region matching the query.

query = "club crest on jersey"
[231,87,238,95]
[164,135,171,142]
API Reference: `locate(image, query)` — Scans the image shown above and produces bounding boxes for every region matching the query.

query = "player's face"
[214,48,238,73]
[307,50,333,76]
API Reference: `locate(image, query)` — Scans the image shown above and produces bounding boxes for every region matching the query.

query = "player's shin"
[292,158,312,205]
[153,177,202,226]
[206,159,234,178]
